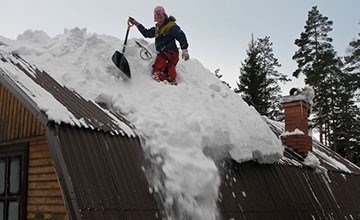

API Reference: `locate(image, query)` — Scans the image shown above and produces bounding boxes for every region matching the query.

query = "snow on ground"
[0,28,284,219]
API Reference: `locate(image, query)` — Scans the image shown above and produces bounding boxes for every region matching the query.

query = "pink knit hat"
[154,6,166,15]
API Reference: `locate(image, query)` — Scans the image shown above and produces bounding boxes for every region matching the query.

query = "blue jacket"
[137,17,188,53]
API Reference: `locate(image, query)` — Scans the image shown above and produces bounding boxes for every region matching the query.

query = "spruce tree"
[330,71,360,165]
[236,36,267,114]
[257,37,289,120]
[236,35,286,120]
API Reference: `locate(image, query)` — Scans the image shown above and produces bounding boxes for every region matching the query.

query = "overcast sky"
[1,0,359,92]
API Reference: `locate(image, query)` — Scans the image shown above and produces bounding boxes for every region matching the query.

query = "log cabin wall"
[0,84,44,141]
[0,83,68,219]
[27,138,68,220]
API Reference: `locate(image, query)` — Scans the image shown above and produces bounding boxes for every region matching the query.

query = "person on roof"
[129,6,189,84]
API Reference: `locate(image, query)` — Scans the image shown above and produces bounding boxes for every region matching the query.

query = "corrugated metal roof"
[216,118,360,219]
[217,160,360,220]
[1,52,160,219]
[0,52,135,137]
[2,52,360,220]
[52,125,160,220]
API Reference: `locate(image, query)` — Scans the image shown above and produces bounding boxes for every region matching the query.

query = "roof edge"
[0,68,49,126]
[45,123,81,220]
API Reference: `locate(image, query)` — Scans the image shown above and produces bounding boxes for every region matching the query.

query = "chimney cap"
[281,86,315,105]
[281,94,309,104]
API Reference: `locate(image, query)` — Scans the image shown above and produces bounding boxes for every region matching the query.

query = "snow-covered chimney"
[280,87,314,157]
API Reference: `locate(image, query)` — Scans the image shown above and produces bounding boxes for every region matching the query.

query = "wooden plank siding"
[0,84,68,219]
[27,138,68,220]
[0,84,44,142]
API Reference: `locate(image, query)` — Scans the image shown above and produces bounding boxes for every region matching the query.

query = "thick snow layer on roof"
[0,28,284,219]
[0,52,79,125]
[0,50,135,137]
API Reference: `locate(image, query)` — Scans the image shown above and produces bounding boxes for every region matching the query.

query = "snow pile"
[280,128,305,136]
[282,86,315,105]
[0,28,283,220]
[0,50,135,137]
[0,55,78,124]
[303,152,327,173]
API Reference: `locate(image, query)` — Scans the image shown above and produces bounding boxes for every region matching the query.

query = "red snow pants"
[152,50,179,83]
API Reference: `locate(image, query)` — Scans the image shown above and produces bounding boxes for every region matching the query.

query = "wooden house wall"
[0,84,68,219]
[27,138,68,220]
[0,84,44,142]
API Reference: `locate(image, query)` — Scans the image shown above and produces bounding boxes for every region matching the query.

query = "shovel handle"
[122,21,133,53]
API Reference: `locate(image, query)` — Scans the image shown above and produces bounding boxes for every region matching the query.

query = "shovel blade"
[112,51,131,78]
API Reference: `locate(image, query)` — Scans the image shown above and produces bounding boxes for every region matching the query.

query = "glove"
[128,17,139,26]
[182,49,189,61]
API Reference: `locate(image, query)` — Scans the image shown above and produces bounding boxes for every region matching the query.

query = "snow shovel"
[112,21,133,78]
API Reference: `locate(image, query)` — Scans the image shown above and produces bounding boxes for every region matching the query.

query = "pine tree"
[344,32,360,102]
[345,32,360,71]
[292,6,340,145]
[236,35,286,120]
[293,6,359,165]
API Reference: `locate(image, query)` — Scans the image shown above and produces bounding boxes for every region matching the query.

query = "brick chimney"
[281,94,312,157]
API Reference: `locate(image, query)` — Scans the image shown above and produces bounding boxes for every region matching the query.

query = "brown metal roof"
[1,52,135,137]
[2,52,360,220]
[1,52,160,219]
[217,160,360,220]
[51,125,160,220]
[216,119,360,220]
